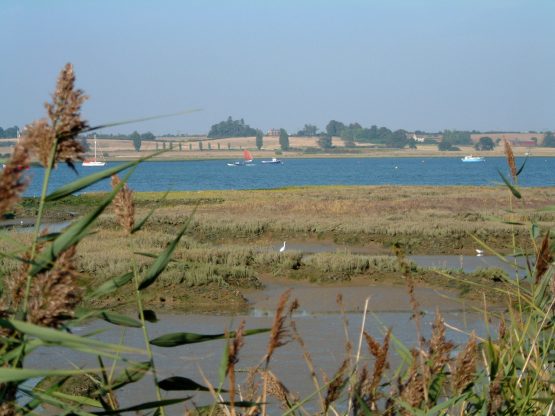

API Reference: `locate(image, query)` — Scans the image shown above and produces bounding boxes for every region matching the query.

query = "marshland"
[2,184,553,312]
[1,1,554,412]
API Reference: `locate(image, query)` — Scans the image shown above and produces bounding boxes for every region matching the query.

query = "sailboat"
[82,135,106,167]
[227,149,254,166]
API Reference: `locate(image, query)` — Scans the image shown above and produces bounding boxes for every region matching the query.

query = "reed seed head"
[262,370,293,410]
[27,245,82,328]
[400,350,425,412]
[324,357,349,411]
[453,334,477,393]
[503,140,517,182]
[265,289,292,366]
[0,142,30,215]
[25,63,87,168]
[364,329,391,394]
[111,175,135,233]
[428,312,455,376]
[535,230,552,284]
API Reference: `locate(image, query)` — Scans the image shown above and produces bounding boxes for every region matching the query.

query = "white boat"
[461,155,485,162]
[227,150,253,166]
[261,158,282,164]
[82,136,106,167]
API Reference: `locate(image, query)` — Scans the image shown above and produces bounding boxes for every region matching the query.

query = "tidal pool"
[29,281,491,414]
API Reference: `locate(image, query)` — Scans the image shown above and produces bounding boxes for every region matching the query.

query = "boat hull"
[82,161,106,167]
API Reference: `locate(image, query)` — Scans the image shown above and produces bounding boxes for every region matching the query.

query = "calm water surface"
[23,156,555,196]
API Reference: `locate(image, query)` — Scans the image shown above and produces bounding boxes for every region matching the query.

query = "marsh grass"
[0,66,553,415]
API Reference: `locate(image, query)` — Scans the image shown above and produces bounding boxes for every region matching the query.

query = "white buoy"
[279,241,286,252]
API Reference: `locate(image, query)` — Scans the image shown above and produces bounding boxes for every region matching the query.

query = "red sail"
[243,150,253,161]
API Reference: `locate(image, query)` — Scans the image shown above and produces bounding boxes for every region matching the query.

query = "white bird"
[475,248,484,256]
[279,241,286,253]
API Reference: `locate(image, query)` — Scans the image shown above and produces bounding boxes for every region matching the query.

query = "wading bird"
[280,241,286,252]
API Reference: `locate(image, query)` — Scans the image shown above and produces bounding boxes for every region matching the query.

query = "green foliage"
[207,116,258,138]
[474,136,495,150]
[0,126,20,138]
[542,131,555,147]
[130,131,142,152]
[297,124,319,136]
[438,141,460,151]
[317,134,333,149]
[442,129,473,145]
[255,130,263,150]
[279,128,290,150]
[325,120,345,136]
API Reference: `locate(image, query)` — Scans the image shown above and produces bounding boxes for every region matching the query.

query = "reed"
[0,64,553,415]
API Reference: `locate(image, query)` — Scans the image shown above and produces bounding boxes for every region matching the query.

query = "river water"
[22,156,555,196]
[29,282,490,414]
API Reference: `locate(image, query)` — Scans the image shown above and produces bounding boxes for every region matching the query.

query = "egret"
[475,249,484,256]
[279,241,286,253]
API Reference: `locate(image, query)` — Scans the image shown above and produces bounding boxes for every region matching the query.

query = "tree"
[387,130,409,148]
[207,116,258,138]
[129,131,142,152]
[297,124,319,136]
[140,132,155,140]
[279,129,290,151]
[542,132,555,147]
[474,136,495,151]
[438,141,460,151]
[317,134,333,149]
[442,130,472,145]
[255,130,263,150]
[326,120,345,136]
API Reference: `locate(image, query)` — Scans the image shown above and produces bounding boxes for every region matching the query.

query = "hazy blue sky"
[1,0,554,134]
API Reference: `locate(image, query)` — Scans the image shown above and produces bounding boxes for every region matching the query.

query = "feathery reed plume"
[1,236,48,312]
[498,316,506,340]
[353,366,369,415]
[324,357,349,412]
[0,142,30,215]
[27,245,82,328]
[504,140,517,182]
[227,320,245,416]
[365,329,391,394]
[487,369,503,415]
[534,231,552,284]
[0,399,17,416]
[243,367,260,403]
[262,370,294,410]
[24,63,87,168]
[400,350,425,413]
[428,311,454,377]
[452,334,477,393]
[111,175,135,233]
[265,289,292,367]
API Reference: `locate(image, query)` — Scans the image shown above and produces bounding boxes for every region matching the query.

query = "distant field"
[0,136,551,161]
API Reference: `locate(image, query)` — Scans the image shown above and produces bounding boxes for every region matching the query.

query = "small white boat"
[82,136,106,167]
[261,158,282,164]
[461,155,485,162]
[227,150,253,166]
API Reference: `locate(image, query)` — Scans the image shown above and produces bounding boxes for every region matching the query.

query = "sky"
[1,0,554,135]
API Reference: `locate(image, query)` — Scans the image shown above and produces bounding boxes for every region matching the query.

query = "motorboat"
[261,158,282,164]
[461,155,485,162]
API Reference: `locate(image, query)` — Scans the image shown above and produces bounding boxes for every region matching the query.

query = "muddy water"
[29,281,488,414]
[269,240,528,277]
